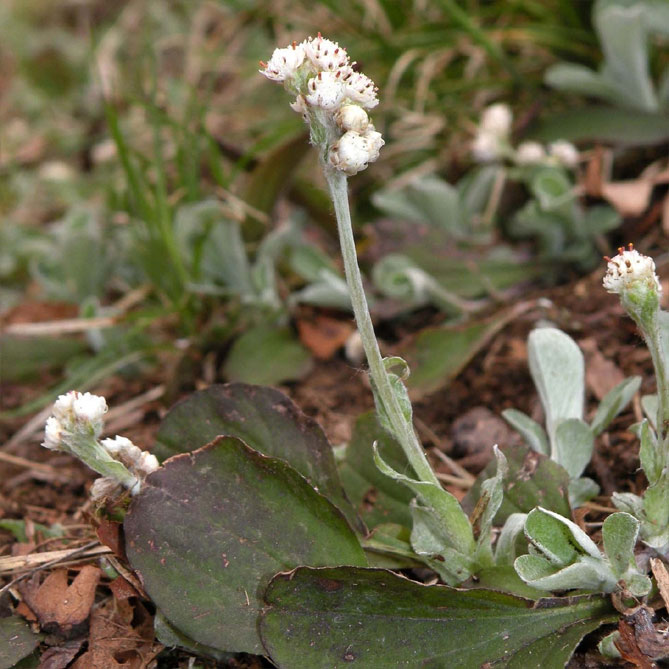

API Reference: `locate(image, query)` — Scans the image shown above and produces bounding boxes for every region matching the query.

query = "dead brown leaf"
[297,314,354,360]
[19,566,100,637]
[71,597,159,669]
[650,558,669,611]
[580,337,625,401]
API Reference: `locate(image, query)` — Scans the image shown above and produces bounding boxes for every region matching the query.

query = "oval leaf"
[260,566,615,668]
[154,383,361,532]
[0,615,40,669]
[125,437,367,654]
[462,443,571,523]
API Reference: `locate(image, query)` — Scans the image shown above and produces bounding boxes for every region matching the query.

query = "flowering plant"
[32,37,669,668]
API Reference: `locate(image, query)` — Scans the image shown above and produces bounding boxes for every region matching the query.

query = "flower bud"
[471,131,502,163]
[43,417,64,451]
[549,140,579,168]
[335,104,369,132]
[480,103,512,137]
[515,141,546,165]
[363,126,384,163]
[329,131,371,176]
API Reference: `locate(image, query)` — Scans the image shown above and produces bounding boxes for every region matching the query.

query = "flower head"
[260,42,306,82]
[306,71,346,110]
[302,35,348,72]
[260,34,383,176]
[603,244,661,295]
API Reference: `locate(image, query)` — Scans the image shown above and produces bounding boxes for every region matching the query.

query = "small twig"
[0,542,111,595]
[435,471,474,488]
[0,452,60,475]
[3,316,118,337]
[415,417,476,484]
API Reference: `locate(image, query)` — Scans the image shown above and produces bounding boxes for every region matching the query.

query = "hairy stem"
[325,168,439,486]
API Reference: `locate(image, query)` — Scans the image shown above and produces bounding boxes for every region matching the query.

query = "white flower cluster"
[42,391,159,499]
[92,436,159,500]
[43,391,108,450]
[603,244,661,295]
[260,34,383,176]
[471,104,579,169]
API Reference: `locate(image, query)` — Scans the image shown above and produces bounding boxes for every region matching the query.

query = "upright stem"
[643,317,669,461]
[325,169,439,486]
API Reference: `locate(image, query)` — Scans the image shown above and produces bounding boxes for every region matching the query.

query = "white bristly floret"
[343,72,379,109]
[480,103,512,137]
[603,247,661,295]
[290,94,308,116]
[306,71,346,110]
[335,104,369,132]
[43,417,64,451]
[549,140,579,168]
[52,392,76,422]
[90,477,123,502]
[101,435,159,477]
[515,141,546,165]
[329,131,371,175]
[260,43,306,82]
[72,392,108,426]
[302,35,348,72]
[363,126,384,163]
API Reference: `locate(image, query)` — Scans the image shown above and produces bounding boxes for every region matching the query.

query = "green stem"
[325,169,439,486]
[643,316,669,459]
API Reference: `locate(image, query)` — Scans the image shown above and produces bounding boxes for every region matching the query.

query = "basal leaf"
[337,412,414,529]
[223,326,312,386]
[0,615,40,669]
[402,311,512,399]
[124,438,367,654]
[260,566,615,668]
[154,383,361,531]
[462,443,571,522]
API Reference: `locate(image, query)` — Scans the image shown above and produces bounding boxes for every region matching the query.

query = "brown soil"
[0,265,663,667]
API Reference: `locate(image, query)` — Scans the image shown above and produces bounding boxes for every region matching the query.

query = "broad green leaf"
[502,408,549,455]
[514,555,615,592]
[0,335,88,383]
[612,491,644,518]
[495,513,528,565]
[260,566,615,668]
[154,611,232,662]
[223,325,312,386]
[529,168,572,214]
[0,615,40,669]
[590,376,641,436]
[402,310,512,399]
[568,477,600,508]
[124,437,367,654]
[528,107,669,146]
[242,132,310,239]
[526,508,601,563]
[528,328,584,444]
[602,512,639,579]
[462,443,571,523]
[554,418,593,479]
[154,383,361,532]
[337,412,414,529]
[474,565,545,599]
[372,176,462,232]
